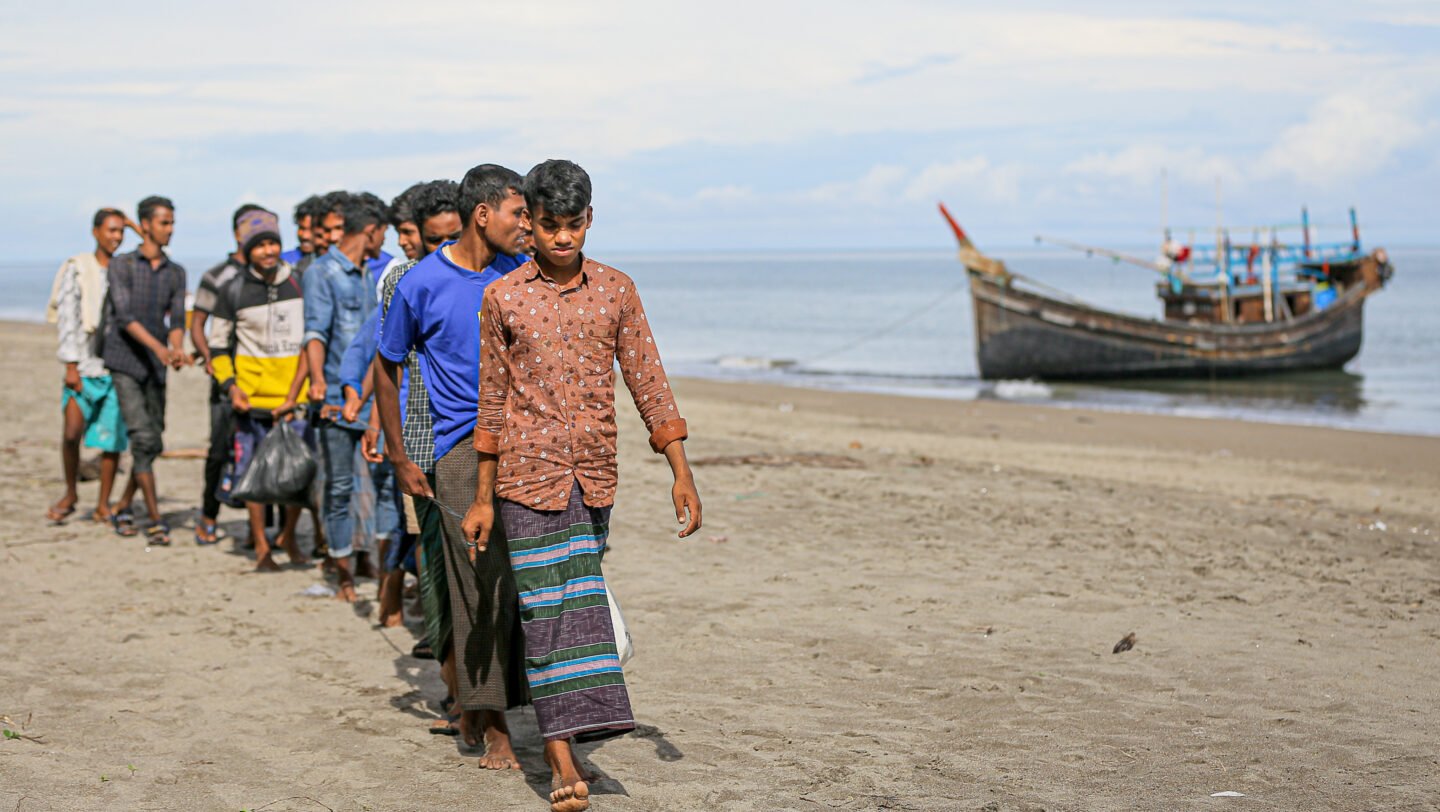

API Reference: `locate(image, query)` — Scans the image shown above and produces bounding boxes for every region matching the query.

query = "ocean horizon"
[6,246,1436,437]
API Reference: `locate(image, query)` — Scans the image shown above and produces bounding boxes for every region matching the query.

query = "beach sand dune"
[2,320,1437,811]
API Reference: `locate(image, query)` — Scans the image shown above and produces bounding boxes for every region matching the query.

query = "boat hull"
[970,270,1366,380]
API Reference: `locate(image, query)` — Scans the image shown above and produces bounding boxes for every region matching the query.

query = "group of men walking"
[45,160,703,811]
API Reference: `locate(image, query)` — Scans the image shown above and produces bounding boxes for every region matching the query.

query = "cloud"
[904,158,1024,204]
[1064,145,1243,188]
[854,54,956,85]
[1261,91,1430,185]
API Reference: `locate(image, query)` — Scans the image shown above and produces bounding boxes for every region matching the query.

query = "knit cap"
[238,209,282,258]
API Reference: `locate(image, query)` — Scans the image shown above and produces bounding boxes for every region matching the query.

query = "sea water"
[2,248,1435,436]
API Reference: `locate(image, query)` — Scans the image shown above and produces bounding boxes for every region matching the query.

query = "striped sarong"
[500,482,634,743]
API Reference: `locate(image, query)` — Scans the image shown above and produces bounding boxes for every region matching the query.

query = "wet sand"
[1,319,1437,811]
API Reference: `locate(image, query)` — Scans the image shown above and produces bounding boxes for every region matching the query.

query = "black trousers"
[202,385,233,520]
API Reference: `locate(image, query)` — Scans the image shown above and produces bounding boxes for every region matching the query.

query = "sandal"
[411,638,435,660]
[145,521,172,547]
[195,518,221,546]
[46,503,76,524]
[111,510,138,537]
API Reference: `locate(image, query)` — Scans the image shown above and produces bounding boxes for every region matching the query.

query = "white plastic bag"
[606,584,634,665]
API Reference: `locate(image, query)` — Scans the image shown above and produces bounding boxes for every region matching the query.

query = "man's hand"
[672,474,702,539]
[460,499,495,563]
[201,356,215,377]
[229,385,251,414]
[274,398,298,421]
[394,459,434,499]
[361,427,384,463]
[309,378,327,404]
[317,403,341,421]
[168,343,191,370]
[152,345,175,368]
[64,365,82,393]
[341,387,363,424]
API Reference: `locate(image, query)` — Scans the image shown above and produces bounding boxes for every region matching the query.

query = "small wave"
[714,355,797,370]
[991,379,1054,400]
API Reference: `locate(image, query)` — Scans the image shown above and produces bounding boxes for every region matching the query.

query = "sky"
[1,1,1437,260]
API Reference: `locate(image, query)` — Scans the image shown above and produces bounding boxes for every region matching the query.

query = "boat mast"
[1217,177,1231,323]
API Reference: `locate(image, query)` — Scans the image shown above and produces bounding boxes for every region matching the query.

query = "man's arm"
[463,288,510,558]
[375,353,431,498]
[55,261,84,391]
[301,263,334,403]
[615,282,699,537]
[166,267,190,369]
[109,260,172,366]
[275,352,309,419]
[190,311,212,374]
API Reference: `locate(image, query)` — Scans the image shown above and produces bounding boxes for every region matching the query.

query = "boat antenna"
[1161,168,1170,242]
[1350,206,1360,252]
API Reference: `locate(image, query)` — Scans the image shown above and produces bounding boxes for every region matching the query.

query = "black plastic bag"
[231,422,317,506]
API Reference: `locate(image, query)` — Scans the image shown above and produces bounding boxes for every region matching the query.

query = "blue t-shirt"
[377,244,526,462]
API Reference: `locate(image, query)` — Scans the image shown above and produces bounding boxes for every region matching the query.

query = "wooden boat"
[939,204,1393,380]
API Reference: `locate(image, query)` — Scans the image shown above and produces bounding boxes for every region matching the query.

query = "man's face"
[316,211,344,251]
[296,215,313,254]
[141,207,175,248]
[249,238,281,272]
[530,203,592,267]
[93,215,125,255]
[420,211,462,257]
[363,223,387,260]
[476,190,530,258]
[396,221,421,260]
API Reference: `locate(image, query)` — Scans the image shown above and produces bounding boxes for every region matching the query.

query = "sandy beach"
[2,317,1438,811]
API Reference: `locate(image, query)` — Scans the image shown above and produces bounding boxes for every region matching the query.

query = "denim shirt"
[302,245,377,430]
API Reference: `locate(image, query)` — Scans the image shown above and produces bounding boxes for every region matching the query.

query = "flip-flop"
[145,522,172,547]
[111,510,138,537]
[194,518,221,546]
[429,713,461,736]
[46,504,76,524]
[411,638,435,660]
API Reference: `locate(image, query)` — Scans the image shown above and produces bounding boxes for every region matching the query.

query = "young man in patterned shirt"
[464,159,702,812]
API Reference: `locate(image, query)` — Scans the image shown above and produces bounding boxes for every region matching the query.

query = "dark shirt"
[103,249,188,383]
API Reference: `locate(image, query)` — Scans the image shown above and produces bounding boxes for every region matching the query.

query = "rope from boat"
[803,278,970,365]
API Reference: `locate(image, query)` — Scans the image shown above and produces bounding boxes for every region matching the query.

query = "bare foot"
[335,582,358,602]
[255,554,282,572]
[477,711,520,770]
[279,535,311,566]
[380,610,404,627]
[546,740,590,811]
[457,709,481,749]
[569,746,595,782]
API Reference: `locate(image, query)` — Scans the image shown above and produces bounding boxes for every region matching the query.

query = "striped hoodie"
[210,264,306,410]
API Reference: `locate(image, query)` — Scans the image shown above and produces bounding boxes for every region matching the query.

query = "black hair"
[390,183,426,227]
[92,208,124,228]
[523,159,592,219]
[411,180,461,229]
[294,195,322,224]
[458,164,524,226]
[232,203,267,231]
[137,195,174,223]
[318,190,350,222]
[341,191,390,235]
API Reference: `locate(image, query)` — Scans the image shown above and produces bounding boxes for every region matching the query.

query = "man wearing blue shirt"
[302,192,387,601]
[376,164,530,770]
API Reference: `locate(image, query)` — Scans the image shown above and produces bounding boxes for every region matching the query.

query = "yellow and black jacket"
[210,264,305,410]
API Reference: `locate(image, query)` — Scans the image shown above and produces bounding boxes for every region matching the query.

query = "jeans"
[318,422,362,558]
[110,371,165,474]
[203,388,233,519]
[371,458,401,545]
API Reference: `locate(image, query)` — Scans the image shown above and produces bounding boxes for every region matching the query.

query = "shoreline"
[674,375,1440,476]
[4,318,1439,809]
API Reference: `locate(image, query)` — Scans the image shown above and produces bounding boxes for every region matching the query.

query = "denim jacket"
[302,245,377,430]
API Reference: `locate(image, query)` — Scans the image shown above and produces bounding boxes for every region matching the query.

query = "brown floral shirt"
[475,257,688,510]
